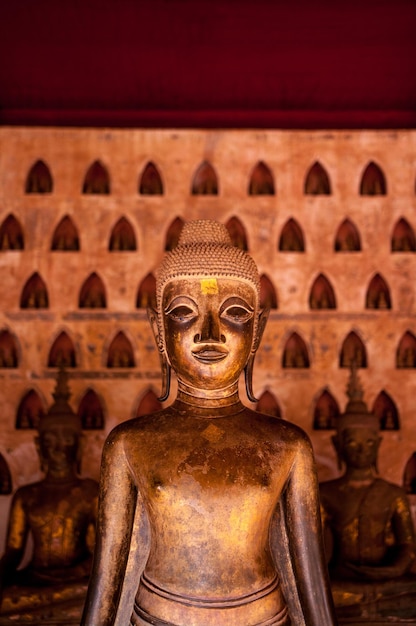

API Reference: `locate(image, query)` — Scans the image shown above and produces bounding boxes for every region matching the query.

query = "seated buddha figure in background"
[320,363,416,619]
[0,367,98,622]
[82,219,336,626]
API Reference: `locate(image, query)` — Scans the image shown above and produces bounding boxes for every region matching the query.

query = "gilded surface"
[82,220,336,626]
[0,369,98,622]
[320,367,416,619]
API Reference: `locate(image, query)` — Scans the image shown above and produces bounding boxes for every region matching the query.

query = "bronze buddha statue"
[0,367,98,621]
[82,220,336,626]
[320,363,416,619]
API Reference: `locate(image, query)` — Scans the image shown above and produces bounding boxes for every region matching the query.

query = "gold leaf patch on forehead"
[200,278,218,295]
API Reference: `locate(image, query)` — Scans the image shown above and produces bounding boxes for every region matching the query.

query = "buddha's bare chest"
[24,489,91,533]
[128,420,289,499]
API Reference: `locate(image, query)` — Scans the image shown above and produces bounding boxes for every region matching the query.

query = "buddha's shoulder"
[105,408,172,440]
[373,477,409,501]
[74,476,99,495]
[12,480,43,500]
[247,409,311,445]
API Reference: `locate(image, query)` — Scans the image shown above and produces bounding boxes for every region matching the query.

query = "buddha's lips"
[192,346,228,363]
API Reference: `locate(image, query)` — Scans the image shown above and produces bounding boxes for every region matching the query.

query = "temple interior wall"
[1,126,416,547]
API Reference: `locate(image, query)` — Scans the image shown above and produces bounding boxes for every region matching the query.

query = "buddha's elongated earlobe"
[244,354,257,402]
[245,306,270,403]
[374,436,382,474]
[76,434,84,475]
[158,353,171,402]
[147,306,171,402]
[35,435,47,474]
[331,434,343,471]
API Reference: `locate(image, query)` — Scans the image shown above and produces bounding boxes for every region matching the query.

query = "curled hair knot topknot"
[156,220,260,312]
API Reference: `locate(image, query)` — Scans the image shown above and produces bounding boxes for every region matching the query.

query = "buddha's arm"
[81,430,137,626]
[0,490,29,604]
[273,435,337,626]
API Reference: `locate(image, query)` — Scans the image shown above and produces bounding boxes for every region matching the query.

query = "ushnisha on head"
[149,219,268,402]
[335,360,379,437]
[38,366,82,435]
[332,362,381,471]
[36,366,83,475]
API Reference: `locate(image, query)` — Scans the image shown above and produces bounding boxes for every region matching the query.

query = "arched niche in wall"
[403,452,416,495]
[334,218,361,252]
[282,332,310,368]
[0,454,12,494]
[304,161,331,195]
[248,161,275,195]
[0,214,24,250]
[396,331,416,368]
[135,389,162,417]
[48,331,77,368]
[0,329,19,367]
[191,161,219,195]
[365,273,391,309]
[16,389,46,429]
[339,331,367,368]
[165,217,184,251]
[391,217,416,252]
[79,272,107,308]
[225,216,248,251]
[256,390,281,418]
[359,161,387,195]
[372,390,399,430]
[20,272,49,309]
[309,274,336,310]
[82,160,110,194]
[77,389,105,429]
[51,215,80,251]
[136,273,156,309]
[106,331,135,368]
[139,161,164,195]
[25,159,53,193]
[278,218,305,252]
[109,216,137,251]
[313,388,340,430]
[260,274,278,310]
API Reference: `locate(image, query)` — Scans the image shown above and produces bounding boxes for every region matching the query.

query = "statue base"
[332,576,416,622]
[0,581,87,624]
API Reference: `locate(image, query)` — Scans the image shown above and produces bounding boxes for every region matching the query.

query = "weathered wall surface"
[1,127,415,544]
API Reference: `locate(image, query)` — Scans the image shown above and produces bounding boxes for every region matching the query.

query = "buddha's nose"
[194,311,224,343]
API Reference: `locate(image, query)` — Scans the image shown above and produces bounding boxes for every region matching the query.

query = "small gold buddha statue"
[320,363,416,619]
[82,219,336,626]
[0,367,98,622]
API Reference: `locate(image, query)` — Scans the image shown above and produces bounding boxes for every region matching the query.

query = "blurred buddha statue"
[82,219,336,626]
[320,363,416,619]
[0,367,98,622]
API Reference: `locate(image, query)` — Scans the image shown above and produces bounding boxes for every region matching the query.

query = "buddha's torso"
[320,477,407,567]
[121,405,298,625]
[16,478,97,572]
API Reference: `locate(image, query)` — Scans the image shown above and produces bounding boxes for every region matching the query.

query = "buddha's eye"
[221,301,253,323]
[165,299,198,323]
[345,438,357,447]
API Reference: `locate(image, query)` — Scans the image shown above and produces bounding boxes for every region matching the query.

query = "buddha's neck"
[174,380,244,416]
[45,468,78,483]
[344,467,377,483]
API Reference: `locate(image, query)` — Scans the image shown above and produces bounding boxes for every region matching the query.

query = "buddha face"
[341,426,380,470]
[39,423,79,474]
[162,277,256,390]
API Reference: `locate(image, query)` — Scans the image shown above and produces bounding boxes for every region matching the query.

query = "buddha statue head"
[36,366,83,477]
[149,219,269,402]
[332,362,381,472]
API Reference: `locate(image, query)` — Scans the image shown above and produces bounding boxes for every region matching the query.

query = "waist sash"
[130,574,289,626]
